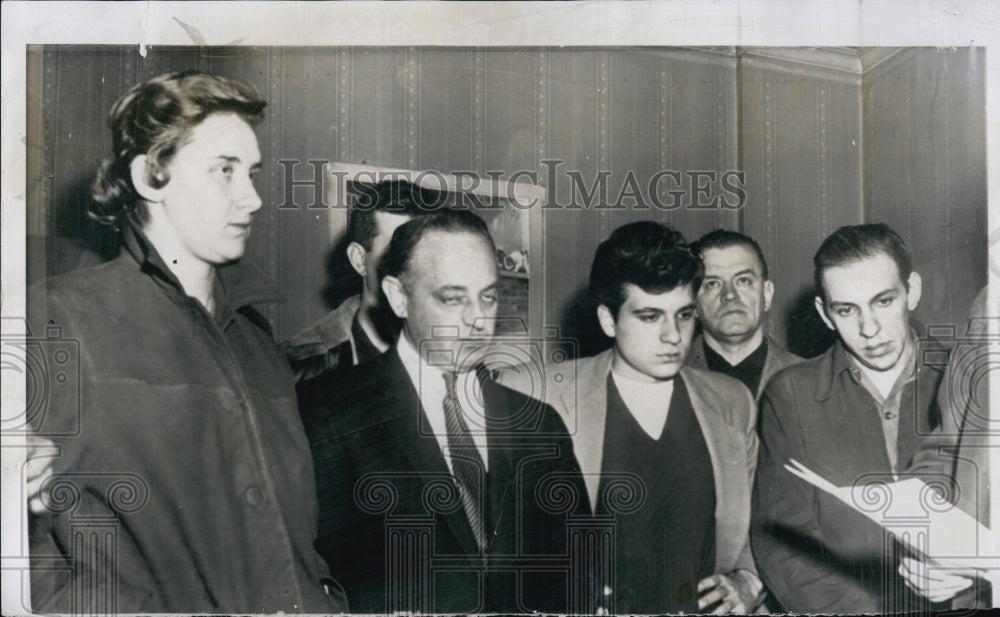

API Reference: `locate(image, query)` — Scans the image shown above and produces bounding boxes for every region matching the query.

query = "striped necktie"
[442,371,487,553]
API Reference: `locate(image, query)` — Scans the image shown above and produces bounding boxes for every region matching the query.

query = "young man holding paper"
[751,224,947,613]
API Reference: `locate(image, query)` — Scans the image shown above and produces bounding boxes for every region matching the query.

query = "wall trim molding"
[740,48,862,84]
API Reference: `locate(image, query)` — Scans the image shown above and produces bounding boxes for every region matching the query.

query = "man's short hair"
[91,71,267,229]
[347,180,444,251]
[813,223,913,297]
[691,228,770,280]
[590,221,702,319]
[378,209,494,284]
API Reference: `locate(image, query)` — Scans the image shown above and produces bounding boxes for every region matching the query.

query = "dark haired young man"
[752,223,947,613]
[502,221,764,614]
[687,229,802,399]
[284,179,439,381]
[302,209,586,613]
[28,71,344,613]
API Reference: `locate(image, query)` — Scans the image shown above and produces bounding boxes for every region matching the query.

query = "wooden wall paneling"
[862,48,987,334]
[350,48,409,170]
[739,50,862,355]
[483,50,537,177]
[608,50,662,230]
[417,49,474,174]
[270,48,345,341]
[662,52,734,242]
[545,49,602,355]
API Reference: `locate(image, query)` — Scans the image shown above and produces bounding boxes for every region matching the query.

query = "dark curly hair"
[90,70,266,228]
[589,221,702,319]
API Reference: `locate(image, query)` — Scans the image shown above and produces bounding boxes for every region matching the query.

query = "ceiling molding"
[739,47,862,84]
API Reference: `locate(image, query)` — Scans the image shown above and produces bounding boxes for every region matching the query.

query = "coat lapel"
[562,349,614,512]
[378,353,482,559]
[480,378,517,551]
[680,367,750,573]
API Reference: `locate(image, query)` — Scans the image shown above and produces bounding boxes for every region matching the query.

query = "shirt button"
[245,486,264,506]
[884,411,895,420]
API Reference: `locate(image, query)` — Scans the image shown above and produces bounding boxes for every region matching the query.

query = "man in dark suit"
[301,210,587,614]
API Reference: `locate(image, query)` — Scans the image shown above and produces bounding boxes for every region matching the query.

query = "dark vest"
[597,375,716,614]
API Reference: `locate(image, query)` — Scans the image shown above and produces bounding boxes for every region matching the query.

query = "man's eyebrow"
[733,268,758,278]
[631,306,665,313]
[827,300,858,309]
[676,302,697,313]
[871,288,899,301]
[435,285,469,293]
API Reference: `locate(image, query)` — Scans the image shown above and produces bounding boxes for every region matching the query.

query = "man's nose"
[720,280,739,303]
[463,300,489,332]
[659,317,681,344]
[858,310,881,339]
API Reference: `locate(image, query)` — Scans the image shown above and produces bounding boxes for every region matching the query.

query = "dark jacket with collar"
[283,294,361,382]
[686,333,804,400]
[301,349,589,614]
[29,227,343,614]
[751,336,945,613]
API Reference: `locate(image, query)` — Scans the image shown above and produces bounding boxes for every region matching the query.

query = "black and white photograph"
[1,2,997,615]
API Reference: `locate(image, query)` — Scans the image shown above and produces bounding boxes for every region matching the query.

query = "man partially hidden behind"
[284,180,438,381]
[28,72,343,613]
[502,221,764,614]
[752,223,945,613]
[687,229,802,399]
[302,210,586,613]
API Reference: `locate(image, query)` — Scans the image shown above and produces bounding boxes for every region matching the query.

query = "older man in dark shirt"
[687,229,802,399]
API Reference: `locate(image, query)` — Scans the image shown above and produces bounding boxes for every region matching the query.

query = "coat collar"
[122,223,281,317]
[815,332,943,402]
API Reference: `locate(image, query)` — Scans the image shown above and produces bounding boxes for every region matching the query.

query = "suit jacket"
[499,348,760,578]
[302,350,588,614]
[752,338,945,613]
[686,333,803,399]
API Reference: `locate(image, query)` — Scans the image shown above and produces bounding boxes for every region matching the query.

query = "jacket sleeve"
[27,287,160,613]
[751,377,856,613]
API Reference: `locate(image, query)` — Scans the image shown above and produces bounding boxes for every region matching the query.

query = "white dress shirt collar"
[396,334,489,471]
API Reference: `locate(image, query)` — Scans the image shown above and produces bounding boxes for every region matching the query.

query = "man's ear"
[346,242,368,278]
[129,155,165,203]
[814,295,835,331]
[906,272,922,311]
[596,304,617,338]
[763,279,775,313]
[381,275,409,319]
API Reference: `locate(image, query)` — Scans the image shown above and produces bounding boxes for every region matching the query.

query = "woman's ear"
[130,155,166,203]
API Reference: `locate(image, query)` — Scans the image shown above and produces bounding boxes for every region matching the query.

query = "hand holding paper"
[784,458,998,569]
